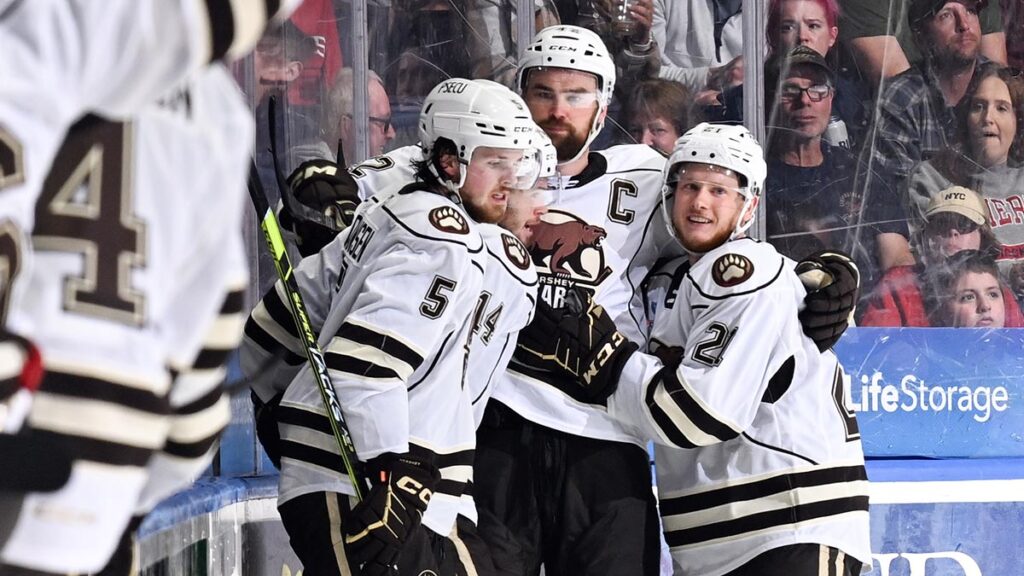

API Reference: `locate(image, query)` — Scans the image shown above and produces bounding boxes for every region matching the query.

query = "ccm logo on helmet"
[550,45,577,51]
[438,81,469,94]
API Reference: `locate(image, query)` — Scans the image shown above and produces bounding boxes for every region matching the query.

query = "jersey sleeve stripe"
[277,404,334,435]
[203,0,237,62]
[165,395,229,445]
[224,0,268,62]
[325,339,417,382]
[324,352,401,381]
[243,318,306,366]
[645,368,740,448]
[280,439,349,475]
[30,430,153,467]
[174,384,223,415]
[192,346,233,371]
[335,322,425,369]
[163,432,220,459]
[39,371,167,413]
[30,393,170,450]
[263,283,301,339]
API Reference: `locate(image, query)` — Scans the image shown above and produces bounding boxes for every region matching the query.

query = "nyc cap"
[926,185,989,225]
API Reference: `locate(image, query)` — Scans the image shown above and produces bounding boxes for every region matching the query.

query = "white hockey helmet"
[517,25,616,164]
[419,78,540,190]
[662,122,768,241]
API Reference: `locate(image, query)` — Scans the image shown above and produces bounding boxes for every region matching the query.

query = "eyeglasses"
[925,213,981,236]
[345,114,392,132]
[779,83,833,102]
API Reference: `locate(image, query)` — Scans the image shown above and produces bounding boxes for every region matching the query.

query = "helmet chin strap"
[729,191,757,240]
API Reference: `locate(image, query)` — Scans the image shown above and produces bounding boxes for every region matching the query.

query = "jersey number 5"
[33,116,146,326]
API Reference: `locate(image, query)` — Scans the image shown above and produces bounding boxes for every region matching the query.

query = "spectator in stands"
[904,63,1024,286]
[926,249,1010,326]
[866,0,993,217]
[620,78,694,154]
[567,0,665,102]
[324,68,396,161]
[652,0,744,106]
[722,0,870,147]
[764,45,909,297]
[860,185,1024,325]
[839,0,1005,91]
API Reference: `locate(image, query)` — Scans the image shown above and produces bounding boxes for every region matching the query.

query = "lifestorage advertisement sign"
[837,328,1024,458]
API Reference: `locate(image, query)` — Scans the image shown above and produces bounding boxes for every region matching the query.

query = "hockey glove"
[343,453,439,576]
[796,250,860,352]
[251,391,284,469]
[514,290,639,403]
[281,159,361,256]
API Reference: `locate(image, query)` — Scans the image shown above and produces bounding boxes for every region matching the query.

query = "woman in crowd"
[905,63,1024,304]
[620,78,694,155]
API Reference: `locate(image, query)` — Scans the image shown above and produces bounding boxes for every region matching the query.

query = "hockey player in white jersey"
[474,25,865,576]
[241,78,542,576]
[516,123,871,576]
[0,2,303,574]
[0,66,254,575]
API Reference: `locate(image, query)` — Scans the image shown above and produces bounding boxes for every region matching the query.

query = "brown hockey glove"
[343,453,439,576]
[796,250,860,352]
[514,289,638,404]
[280,159,361,256]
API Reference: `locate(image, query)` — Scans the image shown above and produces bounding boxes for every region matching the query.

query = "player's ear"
[439,152,461,181]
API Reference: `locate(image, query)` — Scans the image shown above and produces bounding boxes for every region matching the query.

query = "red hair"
[767,0,841,56]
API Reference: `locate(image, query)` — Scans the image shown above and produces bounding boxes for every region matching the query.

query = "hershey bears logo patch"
[428,206,469,235]
[712,253,754,287]
[502,233,531,270]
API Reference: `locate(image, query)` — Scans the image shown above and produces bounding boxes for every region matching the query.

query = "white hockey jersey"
[0,0,298,322]
[495,144,680,446]
[609,238,871,575]
[241,186,485,505]
[351,144,422,202]
[422,222,538,534]
[1,65,251,573]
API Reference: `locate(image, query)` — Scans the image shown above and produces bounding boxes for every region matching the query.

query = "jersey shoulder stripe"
[378,187,484,253]
[687,239,787,301]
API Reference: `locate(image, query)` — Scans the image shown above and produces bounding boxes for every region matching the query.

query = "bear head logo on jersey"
[712,253,754,287]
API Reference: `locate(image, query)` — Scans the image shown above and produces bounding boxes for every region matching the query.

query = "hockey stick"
[267,96,341,233]
[247,160,365,501]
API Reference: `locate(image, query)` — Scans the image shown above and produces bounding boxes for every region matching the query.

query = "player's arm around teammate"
[516,124,871,576]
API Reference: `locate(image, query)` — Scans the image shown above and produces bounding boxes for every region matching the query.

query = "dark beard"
[553,132,587,161]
